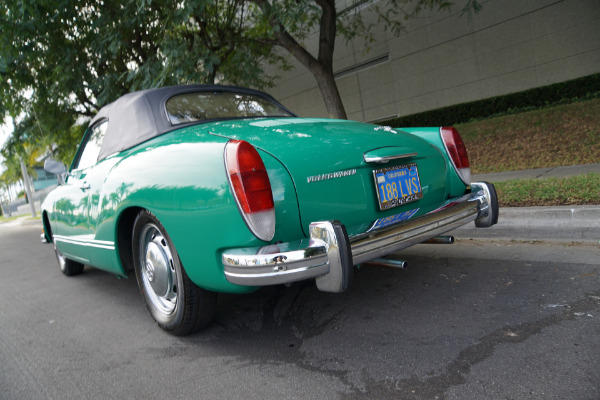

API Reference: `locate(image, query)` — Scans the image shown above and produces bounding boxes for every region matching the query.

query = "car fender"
[397,127,469,197]
[96,129,302,292]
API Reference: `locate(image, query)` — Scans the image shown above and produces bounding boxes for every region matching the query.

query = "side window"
[74,120,108,170]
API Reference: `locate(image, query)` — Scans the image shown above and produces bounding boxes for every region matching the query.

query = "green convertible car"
[42,85,498,335]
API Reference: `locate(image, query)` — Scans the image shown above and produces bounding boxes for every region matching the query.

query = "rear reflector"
[440,127,471,185]
[225,140,275,241]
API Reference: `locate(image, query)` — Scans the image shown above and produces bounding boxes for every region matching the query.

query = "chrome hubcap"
[139,224,177,315]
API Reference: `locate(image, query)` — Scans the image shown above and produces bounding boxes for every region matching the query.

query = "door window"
[74,120,108,170]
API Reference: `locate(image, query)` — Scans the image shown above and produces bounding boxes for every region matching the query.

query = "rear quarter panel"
[96,126,302,293]
[398,127,469,197]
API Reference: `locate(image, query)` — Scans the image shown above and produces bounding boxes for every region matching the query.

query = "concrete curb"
[454,205,600,242]
[467,164,600,242]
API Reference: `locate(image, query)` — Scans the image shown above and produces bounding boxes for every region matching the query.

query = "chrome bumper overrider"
[222,182,498,293]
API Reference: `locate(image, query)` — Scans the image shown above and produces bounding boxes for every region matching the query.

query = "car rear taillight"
[225,139,275,241]
[440,127,471,185]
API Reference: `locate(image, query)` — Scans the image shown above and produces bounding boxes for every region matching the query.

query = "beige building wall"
[267,0,600,122]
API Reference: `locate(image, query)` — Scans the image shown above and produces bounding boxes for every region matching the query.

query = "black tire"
[132,210,217,335]
[54,243,85,276]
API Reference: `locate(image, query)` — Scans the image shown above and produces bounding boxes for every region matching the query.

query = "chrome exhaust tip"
[364,258,408,270]
[423,235,454,244]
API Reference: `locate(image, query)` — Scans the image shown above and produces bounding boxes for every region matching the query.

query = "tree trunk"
[254,0,348,119]
[314,68,347,119]
[270,29,348,119]
[20,160,37,217]
[313,0,346,119]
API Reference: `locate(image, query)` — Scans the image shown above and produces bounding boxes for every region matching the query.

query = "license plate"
[373,163,423,210]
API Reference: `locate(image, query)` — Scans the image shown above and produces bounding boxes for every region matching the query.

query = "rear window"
[166,92,293,125]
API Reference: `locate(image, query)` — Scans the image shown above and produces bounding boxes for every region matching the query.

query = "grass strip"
[494,174,600,207]
[458,98,600,174]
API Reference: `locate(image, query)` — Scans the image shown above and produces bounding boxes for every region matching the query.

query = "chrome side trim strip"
[363,152,418,163]
[53,235,116,250]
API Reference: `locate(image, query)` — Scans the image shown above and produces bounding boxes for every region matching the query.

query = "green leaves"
[0,0,483,173]
[1,0,284,172]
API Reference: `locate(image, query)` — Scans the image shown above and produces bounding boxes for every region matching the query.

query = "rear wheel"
[54,243,84,276]
[132,210,216,335]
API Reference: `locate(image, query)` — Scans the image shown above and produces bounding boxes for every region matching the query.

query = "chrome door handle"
[80,182,91,191]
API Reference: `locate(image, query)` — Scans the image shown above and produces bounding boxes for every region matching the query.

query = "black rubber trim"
[332,221,353,292]
[484,181,499,225]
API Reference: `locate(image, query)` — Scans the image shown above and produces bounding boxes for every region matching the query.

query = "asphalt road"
[1,220,599,400]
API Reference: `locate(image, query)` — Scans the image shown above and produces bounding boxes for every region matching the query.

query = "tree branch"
[250,0,321,73]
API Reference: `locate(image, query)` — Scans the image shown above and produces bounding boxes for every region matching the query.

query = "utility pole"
[20,159,37,217]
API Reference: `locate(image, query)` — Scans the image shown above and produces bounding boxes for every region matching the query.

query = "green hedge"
[378,73,600,127]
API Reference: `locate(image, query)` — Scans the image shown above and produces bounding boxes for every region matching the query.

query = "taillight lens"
[225,140,275,241]
[440,127,471,185]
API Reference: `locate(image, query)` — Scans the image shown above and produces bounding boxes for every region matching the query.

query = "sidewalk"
[457,164,600,242]
[472,163,600,183]
[0,215,41,228]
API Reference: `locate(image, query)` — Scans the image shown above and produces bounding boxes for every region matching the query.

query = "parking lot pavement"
[1,221,599,400]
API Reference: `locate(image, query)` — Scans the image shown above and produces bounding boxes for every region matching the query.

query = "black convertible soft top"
[91,85,292,161]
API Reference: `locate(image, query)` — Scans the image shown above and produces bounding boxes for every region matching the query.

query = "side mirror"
[44,159,67,185]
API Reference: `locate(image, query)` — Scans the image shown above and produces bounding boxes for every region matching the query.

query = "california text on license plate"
[373,163,423,210]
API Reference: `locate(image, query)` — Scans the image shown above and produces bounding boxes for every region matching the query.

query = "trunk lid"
[207,118,449,237]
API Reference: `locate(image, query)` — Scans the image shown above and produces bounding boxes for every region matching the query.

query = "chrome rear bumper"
[222,182,498,293]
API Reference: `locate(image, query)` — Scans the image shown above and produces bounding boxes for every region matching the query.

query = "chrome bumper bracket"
[313,221,353,293]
